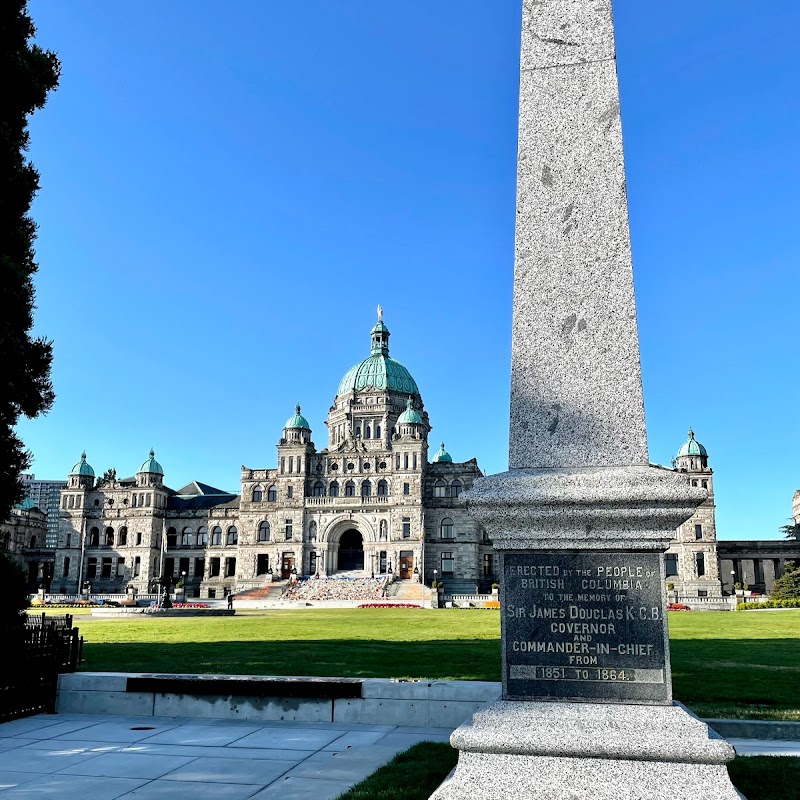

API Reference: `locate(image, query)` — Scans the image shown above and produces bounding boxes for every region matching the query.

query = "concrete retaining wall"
[56,672,501,728]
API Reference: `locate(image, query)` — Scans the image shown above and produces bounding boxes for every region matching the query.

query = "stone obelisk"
[431,2,742,798]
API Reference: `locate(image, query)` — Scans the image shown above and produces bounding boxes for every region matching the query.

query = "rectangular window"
[116,558,125,577]
[665,553,679,577]
[66,533,72,548]
[402,517,411,538]
[62,556,70,578]
[285,520,293,540]
[403,483,410,496]
[132,494,138,508]
[134,556,141,577]
[225,557,237,577]
[164,557,175,576]
[694,524,702,540]
[210,557,221,577]
[698,590,708,598]
[136,531,142,546]
[257,554,270,575]
[289,459,293,474]
[396,454,401,470]
[413,453,418,470]
[441,552,455,575]
[482,553,493,577]
[145,494,151,506]
[194,558,205,579]
[287,485,293,499]
[404,453,409,470]
[208,588,216,599]
[87,557,97,579]
[280,457,285,474]
[695,552,705,577]
[379,550,387,574]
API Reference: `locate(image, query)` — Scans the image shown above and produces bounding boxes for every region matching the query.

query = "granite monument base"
[430,700,743,800]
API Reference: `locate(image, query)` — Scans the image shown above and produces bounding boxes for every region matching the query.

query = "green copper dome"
[432,442,453,463]
[337,311,420,398]
[139,449,164,475]
[397,397,423,425]
[677,429,707,458]
[70,451,95,477]
[285,404,311,430]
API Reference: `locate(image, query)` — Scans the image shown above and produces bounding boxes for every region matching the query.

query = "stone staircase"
[391,579,430,605]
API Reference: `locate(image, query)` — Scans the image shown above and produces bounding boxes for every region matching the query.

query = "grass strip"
[335,742,457,800]
[335,745,799,800]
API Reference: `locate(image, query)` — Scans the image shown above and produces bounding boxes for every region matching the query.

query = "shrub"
[737,598,800,611]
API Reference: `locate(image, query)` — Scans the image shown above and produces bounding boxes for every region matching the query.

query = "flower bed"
[358,603,420,609]
[145,602,210,611]
[667,603,692,611]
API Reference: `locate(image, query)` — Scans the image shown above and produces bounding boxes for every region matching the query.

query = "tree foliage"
[779,523,800,540]
[770,561,800,602]
[0,550,29,626]
[0,1,60,523]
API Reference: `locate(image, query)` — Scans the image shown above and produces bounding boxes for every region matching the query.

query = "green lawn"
[67,608,800,719]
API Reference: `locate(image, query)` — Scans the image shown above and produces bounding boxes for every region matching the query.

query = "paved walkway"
[0,713,453,799]
[728,738,800,757]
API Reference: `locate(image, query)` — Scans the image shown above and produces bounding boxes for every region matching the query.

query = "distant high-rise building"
[21,475,67,547]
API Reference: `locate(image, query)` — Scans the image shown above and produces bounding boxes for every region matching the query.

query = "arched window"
[252,485,264,502]
[345,480,355,497]
[329,481,340,497]
[434,479,447,498]
[377,480,388,497]
[167,527,177,548]
[361,480,372,498]
[376,425,381,439]
[365,426,372,439]
[211,526,222,545]
[440,517,455,540]
[451,480,463,498]
[104,527,114,546]
[197,526,208,546]
[227,526,238,545]
[89,527,99,547]
[119,527,128,546]
[181,527,194,547]
[30,535,37,548]
[267,485,277,502]
[379,520,388,541]
[258,521,270,542]
[313,481,325,497]
[309,521,317,541]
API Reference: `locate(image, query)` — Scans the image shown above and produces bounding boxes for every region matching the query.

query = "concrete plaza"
[0,712,452,799]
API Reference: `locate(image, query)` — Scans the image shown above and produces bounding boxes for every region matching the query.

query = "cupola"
[68,451,95,489]
[283,404,313,445]
[675,429,709,471]
[396,397,425,439]
[137,449,164,487]
[432,442,453,463]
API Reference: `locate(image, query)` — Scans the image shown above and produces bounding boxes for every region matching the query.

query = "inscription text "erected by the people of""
[503,552,670,704]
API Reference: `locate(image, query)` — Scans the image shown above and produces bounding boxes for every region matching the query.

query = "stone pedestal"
[432,701,742,800]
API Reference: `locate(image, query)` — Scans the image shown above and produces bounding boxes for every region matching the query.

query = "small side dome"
[432,442,453,463]
[677,429,708,459]
[139,449,164,475]
[70,451,95,477]
[397,397,423,425]
[285,404,311,430]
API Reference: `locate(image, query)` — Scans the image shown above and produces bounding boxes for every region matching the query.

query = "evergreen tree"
[770,561,800,601]
[0,1,60,523]
[0,551,29,626]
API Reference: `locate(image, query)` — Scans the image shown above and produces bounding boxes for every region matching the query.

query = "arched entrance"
[338,529,364,571]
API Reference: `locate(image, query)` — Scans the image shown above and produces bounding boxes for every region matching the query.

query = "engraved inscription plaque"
[502,551,670,704]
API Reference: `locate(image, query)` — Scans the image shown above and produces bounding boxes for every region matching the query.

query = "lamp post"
[413,564,421,608]
[181,570,187,603]
[731,569,737,598]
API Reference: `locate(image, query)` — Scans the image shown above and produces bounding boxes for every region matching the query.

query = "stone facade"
[0,502,50,589]
[665,431,723,599]
[53,316,489,598]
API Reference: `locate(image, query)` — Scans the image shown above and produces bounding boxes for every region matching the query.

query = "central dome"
[336,311,420,399]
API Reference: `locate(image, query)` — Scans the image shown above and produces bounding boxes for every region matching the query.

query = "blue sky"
[19,1,800,539]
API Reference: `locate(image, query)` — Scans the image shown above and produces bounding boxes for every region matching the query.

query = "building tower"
[668,430,722,599]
